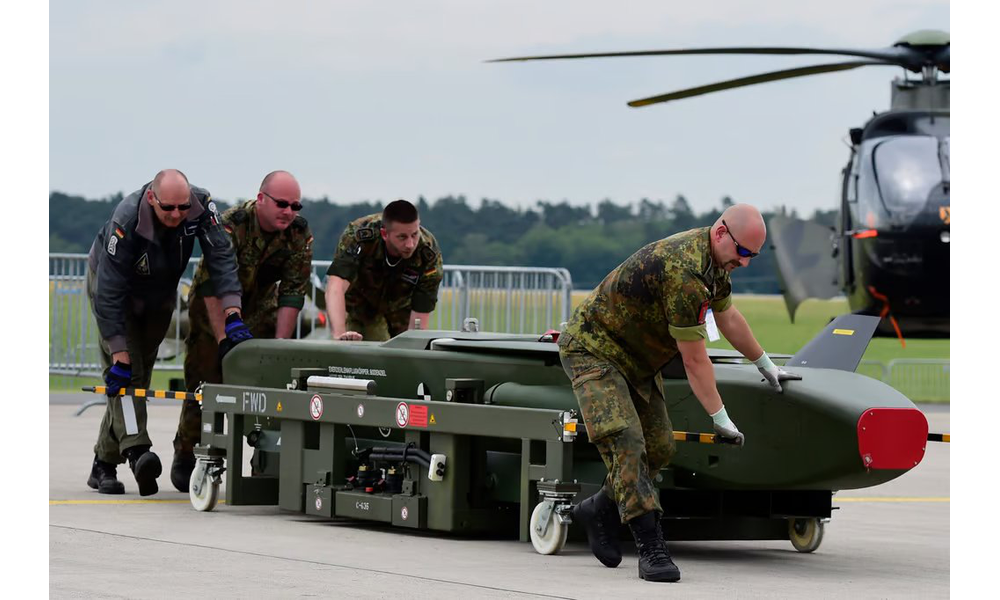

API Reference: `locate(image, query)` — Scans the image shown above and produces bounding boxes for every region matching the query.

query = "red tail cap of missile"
[857,408,929,470]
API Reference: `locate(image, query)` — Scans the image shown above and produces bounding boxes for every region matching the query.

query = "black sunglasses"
[262,191,303,212]
[722,219,759,258]
[151,190,192,212]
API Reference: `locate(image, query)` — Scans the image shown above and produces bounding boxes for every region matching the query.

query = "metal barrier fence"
[857,359,950,402]
[50,253,948,401]
[884,359,950,402]
[49,254,573,382]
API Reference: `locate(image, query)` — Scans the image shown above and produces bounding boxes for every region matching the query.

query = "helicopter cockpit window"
[869,136,946,217]
[939,136,950,185]
[910,115,950,138]
[846,153,860,203]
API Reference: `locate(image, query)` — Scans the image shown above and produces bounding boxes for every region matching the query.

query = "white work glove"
[710,406,744,446]
[754,352,802,393]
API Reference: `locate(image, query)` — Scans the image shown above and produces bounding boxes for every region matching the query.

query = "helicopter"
[490,30,951,340]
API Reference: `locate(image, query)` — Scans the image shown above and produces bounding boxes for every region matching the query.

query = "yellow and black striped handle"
[674,431,740,445]
[927,433,950,443]
[82,386,202,402]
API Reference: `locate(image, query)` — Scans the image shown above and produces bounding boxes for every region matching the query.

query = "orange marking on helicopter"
[852,229,878,239]
[939,206,950,225]
[867,286,906,349]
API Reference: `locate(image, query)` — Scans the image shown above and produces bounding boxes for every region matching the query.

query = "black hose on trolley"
[367,445,432,463]
[369,452,431,468]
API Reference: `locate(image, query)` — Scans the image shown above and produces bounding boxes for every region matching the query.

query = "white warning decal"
[310,394,324,420]
[395,402,409,428]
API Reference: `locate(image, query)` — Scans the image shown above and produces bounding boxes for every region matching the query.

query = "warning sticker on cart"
[409,404,428,428]
[396,402,410,428]
[310,395,324,420]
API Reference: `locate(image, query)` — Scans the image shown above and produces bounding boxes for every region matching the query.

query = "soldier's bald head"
[151,169,190,199]
[260,170,298,194]
[256,170,302,232]
[715,204,766,250]
[710,203,766,271]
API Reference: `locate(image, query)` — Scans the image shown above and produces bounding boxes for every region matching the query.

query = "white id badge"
[705,309,721,342]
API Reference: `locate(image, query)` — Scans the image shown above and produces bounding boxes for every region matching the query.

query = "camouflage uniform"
[558,227,732,523]
[175,200,313,453]
[327,213,444,341]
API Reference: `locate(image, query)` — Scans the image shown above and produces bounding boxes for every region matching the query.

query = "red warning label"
[409,404,428,428]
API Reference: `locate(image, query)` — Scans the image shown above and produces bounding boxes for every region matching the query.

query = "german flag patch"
[697,300,710,324]
[223,225,233,234]
[423,267,438,276]
[114,227,125,239]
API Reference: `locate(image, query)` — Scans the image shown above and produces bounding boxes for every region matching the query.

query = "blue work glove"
[105,361,131,397]
[218,312,254,363]
[754,352,802,393]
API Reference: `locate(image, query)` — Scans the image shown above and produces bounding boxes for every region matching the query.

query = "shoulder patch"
[207,200,222,226]
[135,253,150,276]
[356,227,376,242]
[107,236,118,256]
[419,245,437,264]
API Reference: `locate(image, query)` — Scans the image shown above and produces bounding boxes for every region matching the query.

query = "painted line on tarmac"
[835,497,949,503]
[50,524,573,599]
[50,499,226,505]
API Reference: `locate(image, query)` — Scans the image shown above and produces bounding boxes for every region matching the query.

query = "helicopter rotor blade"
[490,46,924,70]
[627,60,895,108]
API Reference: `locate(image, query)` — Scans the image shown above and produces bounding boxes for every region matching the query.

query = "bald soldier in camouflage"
[559,204,800,583]
[326,199,443,341]
[171,171,313,491]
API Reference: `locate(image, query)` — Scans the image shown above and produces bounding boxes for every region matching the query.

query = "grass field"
[51,286,948,401]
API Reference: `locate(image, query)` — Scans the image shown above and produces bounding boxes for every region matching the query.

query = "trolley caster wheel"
[788,518,824,553]
[189,460,220,512]
[529,502,568,555]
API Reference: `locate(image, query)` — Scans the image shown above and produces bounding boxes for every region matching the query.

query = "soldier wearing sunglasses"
[85,169,245,497]
[557,203,799,582]
[171,170,313,492]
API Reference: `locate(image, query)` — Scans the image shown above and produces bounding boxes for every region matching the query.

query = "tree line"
[49,191,836,292]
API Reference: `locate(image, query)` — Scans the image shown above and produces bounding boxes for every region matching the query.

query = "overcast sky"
[49,1,949,214]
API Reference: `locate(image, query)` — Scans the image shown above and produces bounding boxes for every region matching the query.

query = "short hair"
[382,199,419,227]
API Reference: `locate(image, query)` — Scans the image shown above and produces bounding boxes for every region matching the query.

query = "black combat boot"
[572,489,622,567]
[87,455,125,494]
[170,451,196,493]
[124,446,162,497]
[628,511,681,582]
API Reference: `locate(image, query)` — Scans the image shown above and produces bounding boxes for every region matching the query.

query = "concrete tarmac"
[50,394,949,599]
